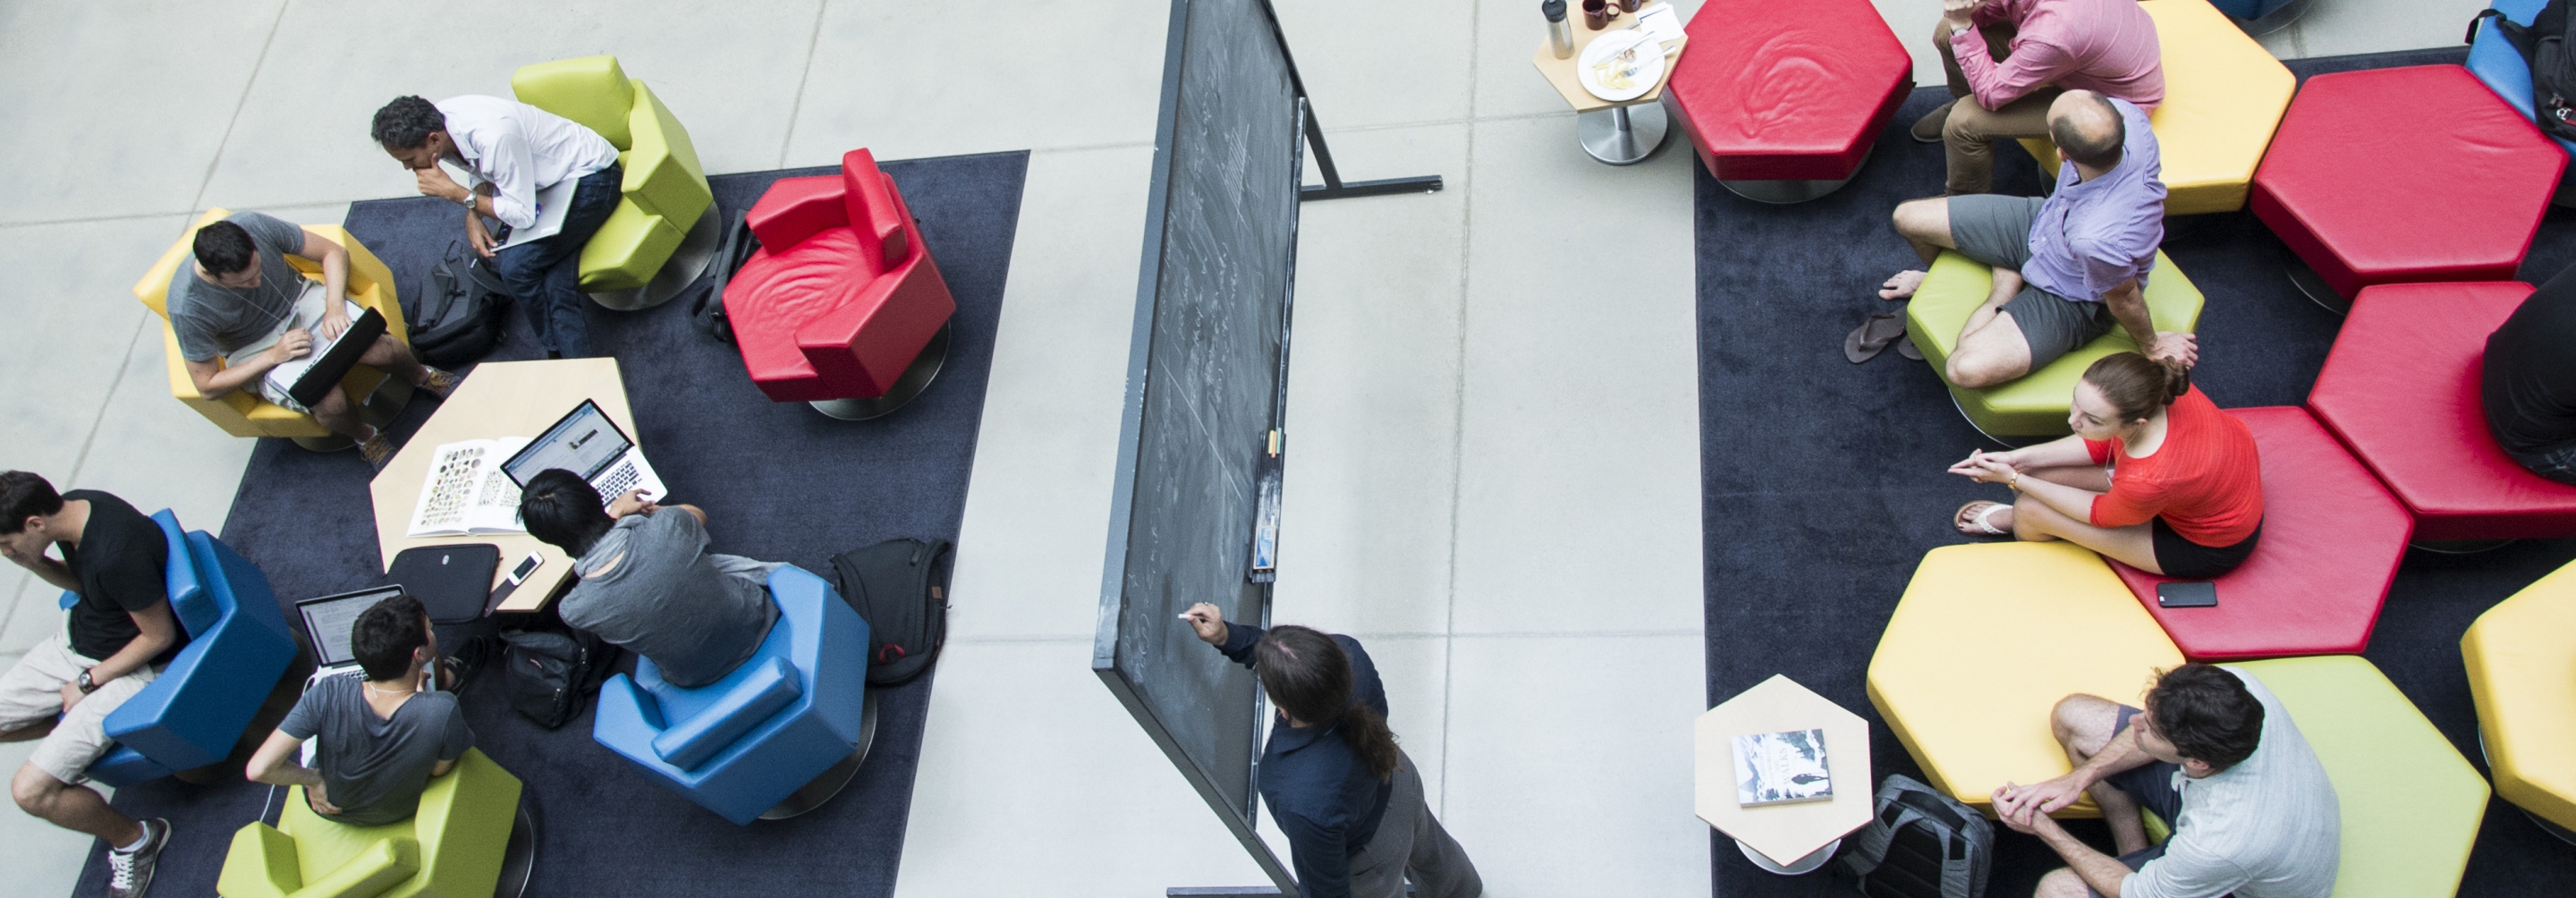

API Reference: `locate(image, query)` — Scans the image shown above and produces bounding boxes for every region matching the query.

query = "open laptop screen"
[296,587,404,668]
[503,400,633,488]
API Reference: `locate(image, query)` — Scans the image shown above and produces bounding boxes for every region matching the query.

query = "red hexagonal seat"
[2106,406,2411,660]
[2250,65,2564,300]
[1662,0,1911,182]
[2309,282,2576,540]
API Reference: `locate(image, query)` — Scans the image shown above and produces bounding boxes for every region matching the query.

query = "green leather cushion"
[1903,249,2205,436]
[623,80,711,233]
[511,55,634,150]
[2232,657,2489,898]
[578,201,688,292]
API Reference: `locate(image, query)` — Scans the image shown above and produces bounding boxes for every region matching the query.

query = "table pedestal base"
[1579,103,1669,166]
[1739,837,1838,875]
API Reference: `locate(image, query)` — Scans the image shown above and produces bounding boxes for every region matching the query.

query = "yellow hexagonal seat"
[1868,541,2183,815]
[1904,249,2204,438]
[132,208,412,445]
[2018,0,2296,216]
[2463,558,2576,836]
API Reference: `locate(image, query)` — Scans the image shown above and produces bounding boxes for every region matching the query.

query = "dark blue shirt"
[1216,623,1394,898]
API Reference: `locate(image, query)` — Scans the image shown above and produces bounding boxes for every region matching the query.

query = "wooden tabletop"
[1694,674,1876,867]
[1530,1,1689,113]
[369,358,635,614]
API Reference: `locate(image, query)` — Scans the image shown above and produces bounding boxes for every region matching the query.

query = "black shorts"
[2149,517,2261,580]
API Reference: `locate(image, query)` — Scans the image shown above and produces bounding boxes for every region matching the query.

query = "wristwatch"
[75,669,97,694]
[456,191,477,209]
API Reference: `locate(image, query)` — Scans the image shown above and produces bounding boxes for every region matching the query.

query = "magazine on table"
[1733,727,1833,807]
[406,436,532,537]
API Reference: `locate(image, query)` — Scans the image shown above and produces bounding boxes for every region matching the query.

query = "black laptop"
[284,306,390,408]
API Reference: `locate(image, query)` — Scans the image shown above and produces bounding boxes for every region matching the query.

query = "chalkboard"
[1093,0,1305,891]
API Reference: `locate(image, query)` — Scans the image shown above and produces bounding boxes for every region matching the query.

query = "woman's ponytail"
[2082,351,2190,423]
[1253,625,1402,782]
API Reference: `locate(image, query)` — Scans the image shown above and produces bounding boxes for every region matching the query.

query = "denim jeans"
[492,164,622,357]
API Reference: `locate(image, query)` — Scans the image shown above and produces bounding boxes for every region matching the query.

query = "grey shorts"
[1946,194,2114,370]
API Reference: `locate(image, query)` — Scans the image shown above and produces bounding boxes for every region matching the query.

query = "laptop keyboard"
[594,459,640,502]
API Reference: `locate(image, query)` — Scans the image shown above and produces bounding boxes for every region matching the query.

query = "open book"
[406,436,531,537]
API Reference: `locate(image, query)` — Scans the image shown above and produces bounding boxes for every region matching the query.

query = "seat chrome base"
[1578,103,1671,166]
[760,690,881,820]
[496,800,538,898]
[809,322,953,420]
[588,203,725,312]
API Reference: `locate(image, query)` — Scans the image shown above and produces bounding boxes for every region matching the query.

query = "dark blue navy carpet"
[73,150,1027,898]
[1698,48,2576,896]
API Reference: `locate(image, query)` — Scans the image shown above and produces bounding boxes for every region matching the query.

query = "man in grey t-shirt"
[519,470,782,689]
[246,594,472,827]
[1995,664,2340,898]
[167,213,458,468]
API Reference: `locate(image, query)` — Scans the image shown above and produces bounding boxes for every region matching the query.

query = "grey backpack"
[1834,775,1993,898]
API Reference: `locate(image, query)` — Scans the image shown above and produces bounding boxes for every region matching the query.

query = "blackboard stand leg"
[1296,98,1443,202]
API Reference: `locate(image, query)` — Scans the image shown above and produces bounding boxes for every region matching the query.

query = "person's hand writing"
[318,307,352,342]
[268,328,315,364]
[413,165,470,204]
[464,213,496,259]
[1179,603,1229,647]
[2148,331,2199,369]
[606,489,657,518]
[307,781,344,816]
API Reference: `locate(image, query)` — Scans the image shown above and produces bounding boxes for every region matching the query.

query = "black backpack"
[829,538,953,686]
[1834,775,1994,898]
[687,210,758,345]
[2473,0,2576,140]
[498,627,623,729]
[404,241,513,368]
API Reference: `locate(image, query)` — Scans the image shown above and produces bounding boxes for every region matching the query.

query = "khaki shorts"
[229,280,362,414]
[0,631,158,785]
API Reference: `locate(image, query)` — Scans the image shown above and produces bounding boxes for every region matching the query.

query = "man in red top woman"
[1945,352,2264,578]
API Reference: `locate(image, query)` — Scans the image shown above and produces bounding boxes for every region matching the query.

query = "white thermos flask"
[1544,0,1575,58]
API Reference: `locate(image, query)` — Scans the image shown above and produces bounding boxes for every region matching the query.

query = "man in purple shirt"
[1878,92,2194,388]
[1914,0,2163,197]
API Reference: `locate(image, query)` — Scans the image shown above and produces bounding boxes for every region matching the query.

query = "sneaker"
[418,368,461,399]
[360,432,396,471]
[1911,99,1957,143]
[106,818,169,898]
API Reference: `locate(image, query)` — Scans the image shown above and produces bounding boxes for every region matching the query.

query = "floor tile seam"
[189,0,294,215]
[776,0,834,168]
[1437,0,1485,821]
[67,312,154,490]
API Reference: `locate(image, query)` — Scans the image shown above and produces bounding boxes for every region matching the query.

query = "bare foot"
[1879,269,1928,301]
[1955,500,2014,536]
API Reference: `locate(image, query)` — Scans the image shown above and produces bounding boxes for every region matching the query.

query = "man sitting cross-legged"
[1996,664,2340,898]
[169,214,459,468]
[245,593,471,827]
[1877,90,2192,389]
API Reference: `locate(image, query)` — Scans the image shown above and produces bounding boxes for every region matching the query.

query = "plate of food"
[1579,29,1665,102]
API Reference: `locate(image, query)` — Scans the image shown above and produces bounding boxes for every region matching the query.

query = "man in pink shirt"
[1914,0,2164,196]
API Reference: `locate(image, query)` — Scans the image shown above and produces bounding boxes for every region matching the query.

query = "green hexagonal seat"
[1904,249,2205,438]
[2232,656,2489,898]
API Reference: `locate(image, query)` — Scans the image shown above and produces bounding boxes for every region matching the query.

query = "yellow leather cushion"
[2019,0,2296,216]
[1869,541,2183,815]
[512,55,635,150]
[2464,558,2576,832]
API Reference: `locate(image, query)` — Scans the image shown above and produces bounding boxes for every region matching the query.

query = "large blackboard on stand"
[1092,0,1305,892]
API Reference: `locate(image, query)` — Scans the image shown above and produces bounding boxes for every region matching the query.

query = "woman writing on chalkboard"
[1182,604,1482,898]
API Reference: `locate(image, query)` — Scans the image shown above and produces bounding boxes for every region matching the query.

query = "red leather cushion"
[745,175,847,252]
[2109,406,2410,659]
[723,148,957,404]
[1664,0,1911,182]
[2309,281,2576,540]
[2250,65,2563,300]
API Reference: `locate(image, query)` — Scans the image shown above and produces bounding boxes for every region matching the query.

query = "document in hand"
[407,436,533,537]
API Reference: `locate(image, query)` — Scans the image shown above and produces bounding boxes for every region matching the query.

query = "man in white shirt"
[372,95,623,358]
[1994,664,2341,898]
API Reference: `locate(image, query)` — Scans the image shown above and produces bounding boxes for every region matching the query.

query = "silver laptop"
[295,586,408,688]
[501,399,669,510]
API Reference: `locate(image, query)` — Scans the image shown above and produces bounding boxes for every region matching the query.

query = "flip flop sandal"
[1955,500,2011,536]
[1845,312,1909,363]
[1895,334,1923,361]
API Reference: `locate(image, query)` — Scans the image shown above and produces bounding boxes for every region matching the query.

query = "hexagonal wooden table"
[1695,674,1873,873]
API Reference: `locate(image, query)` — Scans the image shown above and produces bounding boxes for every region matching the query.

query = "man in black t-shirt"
[0,472,182,898]
[2486,267,2576,483]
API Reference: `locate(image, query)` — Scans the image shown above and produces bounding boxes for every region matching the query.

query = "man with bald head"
[1874,91,2188,390]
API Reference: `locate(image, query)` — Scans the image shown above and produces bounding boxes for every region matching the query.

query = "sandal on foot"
[1955,500,2012,537]
[1895,334,1923,361]
[1846,313,1908,363]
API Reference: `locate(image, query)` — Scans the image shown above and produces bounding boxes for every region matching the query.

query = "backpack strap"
[2475,7,2540,58]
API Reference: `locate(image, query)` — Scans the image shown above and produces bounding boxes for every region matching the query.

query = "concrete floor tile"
[0,0,285,224]
[1448,116,1703,638]
[1274,0,1478,130]
[893,639,1280,895]
[945,146,1156,642]
[0,216,190,480]
[787,0,1167,166]
[1274,123,1470,639]
[1472,0,1706,121]
[1873,0,1953,90]
[0,574,66,657]
[72,315,258,539]
[195,0,826,211]
[1443,631,1706,896]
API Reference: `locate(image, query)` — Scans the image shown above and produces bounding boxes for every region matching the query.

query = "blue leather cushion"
[649,656,804,771]
[2470,0,2576,156]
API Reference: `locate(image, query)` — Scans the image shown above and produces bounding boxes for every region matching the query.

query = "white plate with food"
[1579,29,1665,102]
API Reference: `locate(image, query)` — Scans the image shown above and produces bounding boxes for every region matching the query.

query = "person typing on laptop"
[519,471,781,688]
[246,593,470,827]
[169,214,459,469]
